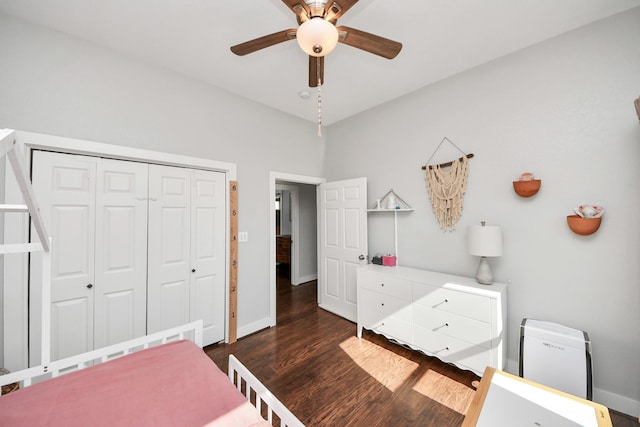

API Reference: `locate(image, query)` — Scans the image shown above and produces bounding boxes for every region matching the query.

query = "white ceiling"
[1,0,639,125]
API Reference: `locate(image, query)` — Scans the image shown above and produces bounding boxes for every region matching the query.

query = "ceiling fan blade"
[281,0,311,21]
[309,56,325,88]
[230,29,297,56]
[337,26,402,59]
[324,0,359,21]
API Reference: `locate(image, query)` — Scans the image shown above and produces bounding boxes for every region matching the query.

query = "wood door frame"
[3,130,237,370]
[268,172,324,327]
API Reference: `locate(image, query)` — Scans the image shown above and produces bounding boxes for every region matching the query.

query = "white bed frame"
[0,320,203,389]
[229,354,305,427]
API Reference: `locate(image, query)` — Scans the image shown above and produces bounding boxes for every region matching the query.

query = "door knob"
[86,284,93,289]
[358,254,366,260]
[192,269,196,273]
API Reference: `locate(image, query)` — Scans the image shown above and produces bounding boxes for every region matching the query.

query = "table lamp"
[467,221,503,285]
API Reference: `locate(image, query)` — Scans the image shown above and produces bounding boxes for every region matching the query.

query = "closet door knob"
[86,284,93,289]
[191,269,196,273]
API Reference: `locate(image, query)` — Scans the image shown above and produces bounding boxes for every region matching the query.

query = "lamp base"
[475,256,494,285]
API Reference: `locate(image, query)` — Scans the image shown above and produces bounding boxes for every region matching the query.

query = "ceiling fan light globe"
[296,17,338,57]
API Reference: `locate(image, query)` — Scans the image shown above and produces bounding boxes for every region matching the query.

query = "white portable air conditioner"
[519,318,593,400]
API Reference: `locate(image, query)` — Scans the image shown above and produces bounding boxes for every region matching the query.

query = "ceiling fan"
[230,0,402,88]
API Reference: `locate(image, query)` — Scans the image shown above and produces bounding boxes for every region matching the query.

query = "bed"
[0,320,304,427]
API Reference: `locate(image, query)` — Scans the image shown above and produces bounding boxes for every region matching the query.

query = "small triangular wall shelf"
[366,189,413,263]
[368,189,413,212]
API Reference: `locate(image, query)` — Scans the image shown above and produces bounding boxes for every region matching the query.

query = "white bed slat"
[228,355,305,427]
[0,320,203,389]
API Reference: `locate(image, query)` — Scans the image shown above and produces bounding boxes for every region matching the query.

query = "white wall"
[325,7,640,415]
[297,183,318,282]
[0,12,325,349]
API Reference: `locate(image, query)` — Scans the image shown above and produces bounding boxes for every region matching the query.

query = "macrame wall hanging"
[421,137,474,231]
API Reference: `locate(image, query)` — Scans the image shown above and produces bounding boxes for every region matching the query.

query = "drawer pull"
[381,303,384,306]
[380,283,385,287]
[432,299,449,308]
[433,322,449,331]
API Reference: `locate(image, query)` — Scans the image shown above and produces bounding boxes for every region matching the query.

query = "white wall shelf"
[367,189,413,262]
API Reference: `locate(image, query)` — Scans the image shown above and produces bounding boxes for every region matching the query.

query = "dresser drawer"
[358,288,413,324]
[413,283,491,322]
[413,325,491,374]
[358,269,413,300]
[413,307,491,348]
[374,317,413,344]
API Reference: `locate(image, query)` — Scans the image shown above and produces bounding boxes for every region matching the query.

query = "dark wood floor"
[205,268,639,427]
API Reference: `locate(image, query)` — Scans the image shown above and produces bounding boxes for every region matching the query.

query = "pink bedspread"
[0,340,270,427]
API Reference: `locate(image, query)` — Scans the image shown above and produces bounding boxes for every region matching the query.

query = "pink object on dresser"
[0,340,269,427]
[382,255,397,266]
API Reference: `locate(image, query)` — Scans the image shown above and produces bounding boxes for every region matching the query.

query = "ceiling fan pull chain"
[317,58,322,137]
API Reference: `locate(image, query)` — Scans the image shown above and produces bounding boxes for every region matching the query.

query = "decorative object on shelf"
[467,221,503,285]
[421,137,474,230]
[567,204,604,235]
[369,189,412,210]
[634,95,640,123]
[382,255,397,266]
[367,189,413,264]
[513,171,542,198]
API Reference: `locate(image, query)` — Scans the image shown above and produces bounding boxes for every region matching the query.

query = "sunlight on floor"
[339,336,418,392]
[412,369,475,415]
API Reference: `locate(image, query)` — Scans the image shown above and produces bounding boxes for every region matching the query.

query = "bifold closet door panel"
[94,159,149,349]
[191,169,226,345]
[30,151,97,364]
[147,164,191,334]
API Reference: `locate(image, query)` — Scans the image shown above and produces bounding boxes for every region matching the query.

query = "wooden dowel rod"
[421,153,474,170]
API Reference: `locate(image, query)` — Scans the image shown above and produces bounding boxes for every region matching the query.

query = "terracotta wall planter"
[567,215,602,236]
[513,179,541,197]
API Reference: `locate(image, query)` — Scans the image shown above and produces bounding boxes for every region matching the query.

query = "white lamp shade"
[296,17,339,57]
[467,224,503,257]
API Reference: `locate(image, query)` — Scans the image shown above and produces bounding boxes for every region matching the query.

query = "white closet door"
[30,151,96,363]
[94,159,148,349]
[147,164,191,333]
[190,169,226,345]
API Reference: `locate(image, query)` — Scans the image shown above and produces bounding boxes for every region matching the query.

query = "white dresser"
[356,264,507,376]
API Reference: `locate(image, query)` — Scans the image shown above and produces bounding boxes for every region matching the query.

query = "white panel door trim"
[3,131,235,371]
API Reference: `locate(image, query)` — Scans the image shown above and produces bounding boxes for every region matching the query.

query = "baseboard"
[593,388,640,419]
[236,317,272,341]
[506,358,640,418]
[293,273,317,286]
[318,304,356,323]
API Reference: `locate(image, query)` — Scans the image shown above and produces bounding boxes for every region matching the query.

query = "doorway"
[268,172,324,326]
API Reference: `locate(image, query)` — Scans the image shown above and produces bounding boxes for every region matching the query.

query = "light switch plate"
[238,231,248,242]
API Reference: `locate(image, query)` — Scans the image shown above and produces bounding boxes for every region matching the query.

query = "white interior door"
[94,159,148,349]
[30,151,96,364]
[318,177,368,322]
[147,164,191,333]
[190,169,226,345]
